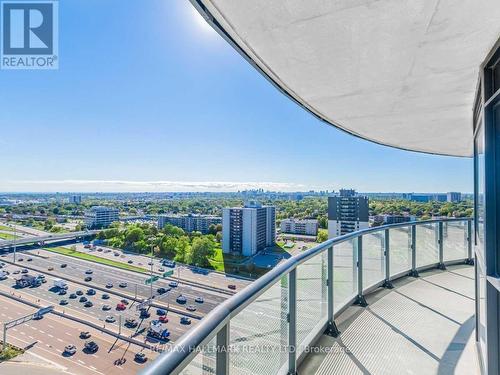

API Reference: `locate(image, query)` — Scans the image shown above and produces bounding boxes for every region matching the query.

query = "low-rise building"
[280,219,318,236]
[84,206,119,229]
[157,214,221,234]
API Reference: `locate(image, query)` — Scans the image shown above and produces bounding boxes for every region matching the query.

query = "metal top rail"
[141,217,472,375]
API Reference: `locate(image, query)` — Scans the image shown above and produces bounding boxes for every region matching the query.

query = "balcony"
[141,218,474,375]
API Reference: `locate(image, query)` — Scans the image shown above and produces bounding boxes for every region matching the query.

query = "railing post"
[382,229,394,289]
[216,322,230,375]
[325,246,340,337]
[438,222,446,270]
[288,269,297,375]
[355,236,368,306]
[410,224,419,277]
[466,219,474,265]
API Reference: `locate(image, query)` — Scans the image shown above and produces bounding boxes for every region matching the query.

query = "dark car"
[134,352,147,363]
[139,309,150,319]
[60,263,67,268]
[176,295,187,304]
[180,317,191,325]
[79,331,91,339]
[84,341,99,353]
[120,299,129,305]
[105,282,113,288]
[157,287,167,295]
[125,318,138,328]
[21,269,28,274]
[119,282,127,288]
[84,276,92,282]
[69,293,77,299]
[59,289,67,295]
[79,296,88,303]
[76,290,83,295]
[87,289,96,295]
[128,260,133,264]
[84,301,93,308]
[228,284,237,290]
[27,258,33,262]
[85,269,93,275]
[59,299,68,305]
[102,293,110,300]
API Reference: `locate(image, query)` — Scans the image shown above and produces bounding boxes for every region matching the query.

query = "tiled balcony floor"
[299,265,479,375]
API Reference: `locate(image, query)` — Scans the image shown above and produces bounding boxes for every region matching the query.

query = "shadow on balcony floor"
[299,265,479,375]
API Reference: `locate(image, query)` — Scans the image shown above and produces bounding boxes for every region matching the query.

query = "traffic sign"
[162,270,174,278]
[145,275,160,285]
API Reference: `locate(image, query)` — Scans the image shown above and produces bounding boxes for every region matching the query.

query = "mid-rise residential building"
[70,195,82,204]
[373,214,415,225]
[280,218,318,236]
[407,193,448,202]
[447,192,462,202]
[222,201,275,256]
[328,189,369,238]
[157,214,221,234]
[84,206,119,229]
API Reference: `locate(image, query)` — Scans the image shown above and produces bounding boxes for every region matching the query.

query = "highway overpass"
[0,230,99,249]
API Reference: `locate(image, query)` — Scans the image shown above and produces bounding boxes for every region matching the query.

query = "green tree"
[188,237,215,267]
[317,229,328,243]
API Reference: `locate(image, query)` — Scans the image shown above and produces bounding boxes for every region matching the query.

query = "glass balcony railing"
[141,218,473,375]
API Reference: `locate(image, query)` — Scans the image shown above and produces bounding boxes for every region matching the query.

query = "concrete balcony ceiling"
[192,0,500,157]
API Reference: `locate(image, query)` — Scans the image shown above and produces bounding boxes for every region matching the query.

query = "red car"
[159,316,169,323]
[116,303,126,311]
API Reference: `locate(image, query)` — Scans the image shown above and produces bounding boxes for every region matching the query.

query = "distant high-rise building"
[280,219,318,236]
[222,201,276,256]
[447,192,462,202]
[158,214,221,234]
[70,195,82,204]
[84,206,119,228]
[328,189,369,238]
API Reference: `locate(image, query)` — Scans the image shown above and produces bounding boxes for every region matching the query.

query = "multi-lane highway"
[0,230,99,249]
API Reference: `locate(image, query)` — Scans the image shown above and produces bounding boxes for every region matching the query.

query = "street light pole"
[13,222,17,264]
[150,245,154,300]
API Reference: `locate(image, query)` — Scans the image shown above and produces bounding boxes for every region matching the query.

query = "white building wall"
[242,209,257,256]
[222,208,231,254]
[328,220,369,238]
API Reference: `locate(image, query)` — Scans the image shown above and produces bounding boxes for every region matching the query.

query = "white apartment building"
[280,218,318,236]
[157,214,221,234]
[222,202,275,256]
[84,206,119,229]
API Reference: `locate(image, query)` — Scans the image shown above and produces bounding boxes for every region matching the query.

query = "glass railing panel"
[333,238,357,311]
[443,221,468,261]
[389,226,412,276]
[229,276,288,375]
[362,231,385,288]
[416,223,439,267]
[179,336,216,375]
[296,251,328,356]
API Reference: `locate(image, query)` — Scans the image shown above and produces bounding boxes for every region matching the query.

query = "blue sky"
[0,0,472,193]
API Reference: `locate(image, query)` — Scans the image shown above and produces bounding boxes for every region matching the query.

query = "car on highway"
[102,293,110,300]
[102,304,111,311]
[135,352,147,363]
[64,344,77,355]
[97,248,103,252]
[104,249,111,253]
[158,267,165,272]
[60,263,67,268]
[147,261,153,266]
[76,290,83,296]
[48,266,54,271]
[87,288,96,295]
[120,299,129,305]
[163,260,175,268]
[21,269,28,273]
[113,252,120,256]
[195,296,204,303]
[228,284,237,290]
[59,289,67,295]
[180,317,191,325]
[27,258,33,262]
[118,282,127,288]
[79,296,88,303]
[176,295,187,304]
[157,287,167,294]
[84,276,92,282]
[116,303,126,311]
[84,301,93,308]
[159,316,169,323]
[79,331,91,339]
[59,299,68,305]
[105,282,113,288]
[125,318,138,328]
[169,281,178,288]
[105,316,115,323]
[69,293,77,299]
[12,270,20,274]
[85,269,93,274]
[84,341,99,353]
[18,258,23,262]
[156,309,166,316]
[186,305,196,312]
[128,260,133,264]
[139,308,150,319]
